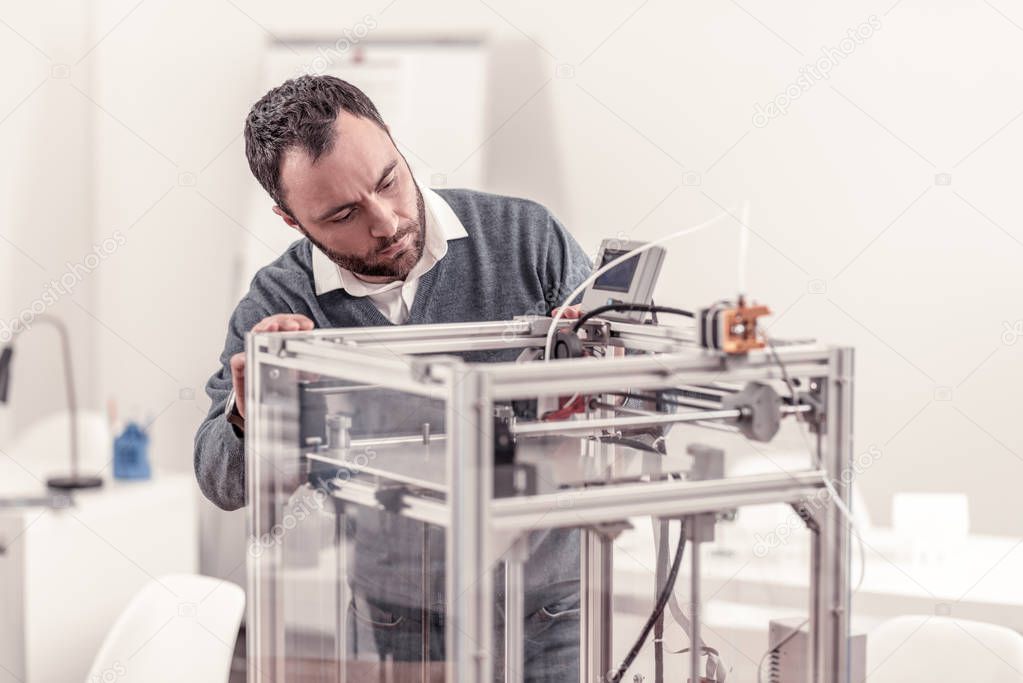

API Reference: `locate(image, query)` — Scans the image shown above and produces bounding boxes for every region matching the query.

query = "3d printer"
[244,238,857,683]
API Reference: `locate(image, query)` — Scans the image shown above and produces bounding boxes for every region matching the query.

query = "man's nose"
[366,197,399,239]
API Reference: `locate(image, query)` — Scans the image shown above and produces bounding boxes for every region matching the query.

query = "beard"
[304,182,427,281]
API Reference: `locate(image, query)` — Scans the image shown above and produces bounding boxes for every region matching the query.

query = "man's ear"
[273,206,301,231]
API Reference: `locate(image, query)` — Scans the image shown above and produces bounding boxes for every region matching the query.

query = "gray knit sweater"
[194,188,592,615]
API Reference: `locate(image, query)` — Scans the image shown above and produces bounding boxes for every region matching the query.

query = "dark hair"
[244,75,386,214]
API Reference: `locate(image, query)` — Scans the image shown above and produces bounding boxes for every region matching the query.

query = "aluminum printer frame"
[245,317,855,683]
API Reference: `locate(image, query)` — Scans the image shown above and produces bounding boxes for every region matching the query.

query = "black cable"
[764,336,798,404]
[570,303,693,334]
[608,520,687,683]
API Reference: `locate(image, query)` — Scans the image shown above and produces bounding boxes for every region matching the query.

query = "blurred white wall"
[0,1,96,448]
[1,0,1021,547]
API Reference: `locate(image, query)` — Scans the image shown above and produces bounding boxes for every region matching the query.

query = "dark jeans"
[347,593,580,682]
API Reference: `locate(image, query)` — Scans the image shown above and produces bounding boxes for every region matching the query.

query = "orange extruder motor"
[699,298,771,354]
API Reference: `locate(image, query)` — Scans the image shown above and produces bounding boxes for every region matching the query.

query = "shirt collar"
[311,186,467,297]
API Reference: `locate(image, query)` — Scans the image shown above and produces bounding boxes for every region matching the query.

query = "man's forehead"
[279,112,394,207]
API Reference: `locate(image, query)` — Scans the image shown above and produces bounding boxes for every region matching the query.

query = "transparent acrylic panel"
[250,359,450,681]
[494,367,827,683]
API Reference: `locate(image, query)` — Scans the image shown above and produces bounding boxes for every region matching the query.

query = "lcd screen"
[593,249,640,293]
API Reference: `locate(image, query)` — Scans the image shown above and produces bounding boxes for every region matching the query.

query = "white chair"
[85,574,244,683]
[867,615,1023,682]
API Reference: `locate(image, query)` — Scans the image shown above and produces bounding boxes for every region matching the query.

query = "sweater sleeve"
[193,295,269,511]
[539,212,593,312]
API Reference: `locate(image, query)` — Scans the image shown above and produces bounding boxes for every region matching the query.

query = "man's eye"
[333,211,354,223]
[381,177,396,191]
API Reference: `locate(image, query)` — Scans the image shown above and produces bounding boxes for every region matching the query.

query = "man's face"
[275,111,425,281]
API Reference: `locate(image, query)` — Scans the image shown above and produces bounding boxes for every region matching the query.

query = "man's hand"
[551,304,583,320]
[229,314,315,419]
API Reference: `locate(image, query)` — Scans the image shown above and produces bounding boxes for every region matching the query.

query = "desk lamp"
[0,314,102,490]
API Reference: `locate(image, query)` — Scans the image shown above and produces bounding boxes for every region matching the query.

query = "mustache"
[374,222,420,254]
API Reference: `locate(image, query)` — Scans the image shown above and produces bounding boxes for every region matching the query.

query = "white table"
[0,474,198,683]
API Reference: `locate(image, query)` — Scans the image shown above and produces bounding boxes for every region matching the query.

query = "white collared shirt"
[310,187,468,324]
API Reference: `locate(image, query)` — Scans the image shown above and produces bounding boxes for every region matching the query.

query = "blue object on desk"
[113,422,151,480]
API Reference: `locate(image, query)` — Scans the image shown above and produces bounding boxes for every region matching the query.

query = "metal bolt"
[326,414,352,451]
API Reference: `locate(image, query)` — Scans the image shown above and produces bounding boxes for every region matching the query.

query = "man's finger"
[229,352,247,418]
[284,314,315,330]
[252,314,314,333]
[553,305,583,319]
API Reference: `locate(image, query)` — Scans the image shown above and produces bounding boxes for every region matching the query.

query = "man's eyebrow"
[315,160,399,222]
[375,160,398,188]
